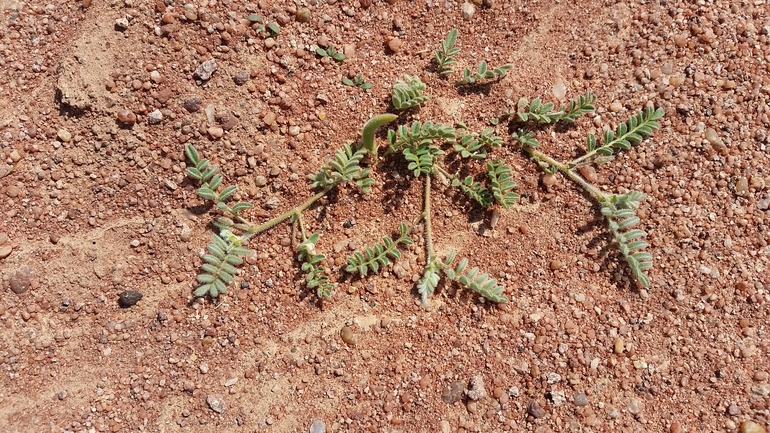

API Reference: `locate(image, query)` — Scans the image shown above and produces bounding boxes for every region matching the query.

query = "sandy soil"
[1,0,770,432]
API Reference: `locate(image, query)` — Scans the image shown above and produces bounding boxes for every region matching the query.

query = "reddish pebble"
[82,0,92,8]
[388,38,403,52]
[117,109,137,126]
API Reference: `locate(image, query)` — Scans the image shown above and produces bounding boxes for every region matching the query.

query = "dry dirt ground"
[2,0,770,432]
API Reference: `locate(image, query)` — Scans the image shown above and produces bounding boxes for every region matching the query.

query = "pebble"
[0,244,11,259]
[727,404,741,416]
[184,97,202,113]
[542,173,558,188]
[527,400,546,418]
[117,109,137,126]
[627,398,644,415]
[180,224,193,242]
[340,326,356,346]
[441,381,465,404]
[740,421,766,433]
[208,127,224,139]
[148,109,163,124]
[467,375,487,401]
[388,38,403,52]
[234,71,249,86]
[207,394,226,413]
[549,259,563,271]
[296,8,311,23]
[9,265,33,294]
[255,176,267,187]
[194,59,218,81]
[118,290,143,307]
[577,165,598,183]
[573,393,589,406]
[704,128,724,147]
[461,2,475,20]
[57,129,72,142]
[57,390,68,400]
[6,185,19,197]
[610,102,623,112]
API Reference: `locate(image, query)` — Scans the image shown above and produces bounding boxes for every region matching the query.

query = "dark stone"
[118,290,143,308]
[527,400,546,418]
[441,381,465,404]
[233,71,249,86]
[183,97,202,113]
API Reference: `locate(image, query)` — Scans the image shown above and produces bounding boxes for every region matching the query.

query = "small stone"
[736,177,748,193]
[9,265,33,294]
[208,127,224,139]
[309,420,325,433]
[115,17,129,30]
[296,7,311,23]
[57,390,67,400]
[263,111,276,126]
[57,129,72,142]
[117,109,137,126]
[467,375,487,401]
[207,394,226,413]
[542,173,558,188]
[340,326,356,346]
[0,233,9,245]
[627,398,644,415]
[184,97,202,113]
[550,391,566,407]
[130,239,141,247]
[0,245,12,259]
[614,337,625,354]
[442,381,465,404]
[549,259,563,271]
[288,125,300,136]
[577,165,598,183]
[194,59,218,81]
[388,38,403,52]
[740,421,766,433]
[6,185,19,197]
[180,224,193,242]
[610,102,623,112]
[118,290,143,308]
[573,393,589,406]
[148,109,163,124]
[234,71,249,86]
[727,404,741,416]
[704,127,724,148]
[527,400,546,418]
[461,2,475,20]
[255,176,268,187]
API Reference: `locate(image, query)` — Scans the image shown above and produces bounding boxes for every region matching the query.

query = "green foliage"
[266,22,280,36]
[434,29,460,75]
[487,160,519,209]
[452,175,493,207]
[346,223,414,276]
[456,61,511,85]
[600,191,651,287]
[586,106,664,157]
[342,73,372,89]
[387,121,455,152]
[297,233,334,299]
[515,91,596,124]
[417,259,442,304]
[392,75,430,109]
[316,44,345,61]
[308,143,373,192]
[512,129,539,148]
[442,253,508,303]
[403,145,444,177]
[194,231,251,298]
[453,128,502,159]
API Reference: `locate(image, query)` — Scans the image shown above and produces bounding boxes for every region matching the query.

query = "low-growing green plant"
[342,73,372,89]
[184,28,664,307]
[514,99,663,287]
[392,75,430,110]
[185,114,396,299]
[456,61,512,85]
[316,44,345,61]
[434,29,460,75]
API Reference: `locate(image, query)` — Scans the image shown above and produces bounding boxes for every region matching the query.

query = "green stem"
[361,113,398,156]
[571,146,605,166]
[296,212,307,241]
[524,146,608,202]
[424,174,434,261]
[242,184,334,241]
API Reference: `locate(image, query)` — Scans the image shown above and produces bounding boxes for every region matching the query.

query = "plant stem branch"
[424,174,434,261]
[242,184,334,240]
[524,146,608,202]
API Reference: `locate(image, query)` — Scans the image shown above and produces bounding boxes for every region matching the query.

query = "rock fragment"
[194,60,218,81]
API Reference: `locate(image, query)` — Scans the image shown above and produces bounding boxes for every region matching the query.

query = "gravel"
[206,394,226,413]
